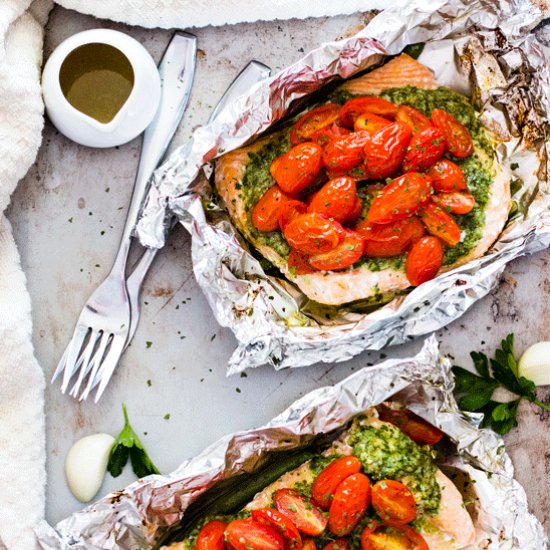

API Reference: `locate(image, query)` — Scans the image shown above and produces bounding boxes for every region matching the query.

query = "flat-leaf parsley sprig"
[107,404,160,478]
[452,334,550,435]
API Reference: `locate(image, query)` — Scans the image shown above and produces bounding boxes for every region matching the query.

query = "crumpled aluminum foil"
[132,0,550,373]
[35,336,547,549]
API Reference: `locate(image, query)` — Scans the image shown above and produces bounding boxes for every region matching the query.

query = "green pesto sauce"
[347,421,440,513]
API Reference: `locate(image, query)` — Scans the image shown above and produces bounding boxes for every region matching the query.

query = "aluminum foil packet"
[35,336,547,549]
[132,0,550,373]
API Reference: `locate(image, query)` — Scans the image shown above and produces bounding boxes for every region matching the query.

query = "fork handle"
[112,32,197,273]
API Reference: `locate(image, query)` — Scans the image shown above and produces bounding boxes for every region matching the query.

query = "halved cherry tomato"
[271,143,323,195]
[252,185,291,232]
[377,405,444,446]
[288,249,317,275]
[361,524,428,550]
[279,200,308,231]
[274,489,328,536]
[328,473,371,536]
[357,218,425,257]
[196,520,228,550]
[322,540,349,550]
[426,159,467,192]
[340,97,398,128]
[395,105,432,134]
[366,173,432,225]
[345,197,364,224]
[401,126,446,172]
[362,122,412,179]
[405,236,444,286]
[432,191,475,214]
[226,519,285,550]
[252,508,303,550]
[308,177,357,222]
[354,112,392,134]
[418,202,461,246]
[290,104,341,146]
[302,540,317,550]
[431,108,474,158]
[311,456,362,510]
[308,230,364,271]
[284,213,343,255]
[323,131,372,174]
[371,480,416,525]
[311,123,352,148]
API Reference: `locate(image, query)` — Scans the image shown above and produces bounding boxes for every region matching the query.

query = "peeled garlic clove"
[65,433,115,503]
[518,342,550,386]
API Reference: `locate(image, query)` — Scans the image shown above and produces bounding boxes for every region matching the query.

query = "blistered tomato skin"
[252,508,303,550]
[328,473,371,536]
[395,105,432,134]
[308,231,364,271]
[357,217,425,257]
[366,172,432,225]
[274,489,328,537]
[311,123,351,148]
[339,97,398,128]
[322,540,349,550]
[362,121,412,179]
[371,480,416,525]
[311,456,362,510]
[226,519,285,550]
[322,131,372,174]
[290,104,341,146]
[418,202,461,247]
[432,191,475,214]
[251,185,291,232]
[361,524,429,550]
[284,213,343,255]
[427,159,467,192]
[406,236,444,286]
[401,126,446,172]
[278,200,308,231]
[195,520,228,550]
[431,108,474,158]
[353,112,392,134]
[270,142,323,195]
[288,248,316,275]
[308,177,357,222]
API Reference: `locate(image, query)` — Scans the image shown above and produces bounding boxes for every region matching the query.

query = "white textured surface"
[6,4,550,539]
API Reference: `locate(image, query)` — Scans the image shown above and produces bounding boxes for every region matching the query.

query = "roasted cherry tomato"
[322,540,349,550]
[366,173,432,225]
[284,213,343,255]
[418,202,461,246]
[302,540,317,550]
[311,123,352,148]
[354,112,392,134]
[311,456,362,510]
[328,473,371,536]
[357,218,424,257]
[290,104,341,146]
[196,520,228,550]
[274,489,328,536]
[308,177,358,223]
[377,405,444,446]
[323,131,372,174]
[308,230,364,271]
[279,200,309,231]
[252,185,291,232]
[395,105,432,134]
[431,108,474,158]
[401,126,446,172]
[371,480,416,525]
[252,508,303,550]
[362,122,412,179]
[288,249,317,275]
[426,159,467,192]
[432,191,475,214]
[345,197,364,224]
[340,97,398,128]
[271,142,323,195]
[361,523,428,550]
[405,236,444,286]
[226,519,285,550]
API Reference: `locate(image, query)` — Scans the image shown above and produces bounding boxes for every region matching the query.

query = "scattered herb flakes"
[163,413,171,420]
[100,230,105,236]
[145,341,153,349]
[236,387,241,393]
[105,186,110,193]
[240,372,248,378]
[68,217,74,223]
[88,211,93,216]
[510,162,519,170]
[210,334,216,341]
[146,379,152,387]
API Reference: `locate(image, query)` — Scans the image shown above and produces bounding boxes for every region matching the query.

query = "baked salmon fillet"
[214,54,511,306]
[162,408,476,550]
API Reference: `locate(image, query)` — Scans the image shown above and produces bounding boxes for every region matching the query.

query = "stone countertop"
[7,4,549,536]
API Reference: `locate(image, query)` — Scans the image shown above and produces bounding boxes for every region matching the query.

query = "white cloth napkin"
[1,1,374,549]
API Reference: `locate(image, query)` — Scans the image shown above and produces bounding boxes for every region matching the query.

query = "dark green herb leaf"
[107,444,129,477]
[470,351,490,378]
[479,400,520,435]
[452,367,498,411]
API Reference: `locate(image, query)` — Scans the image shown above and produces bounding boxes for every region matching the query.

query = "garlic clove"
[65,433,116,503]
[518,342,550,387]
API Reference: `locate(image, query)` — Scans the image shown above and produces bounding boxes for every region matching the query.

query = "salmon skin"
[214,54,511,306]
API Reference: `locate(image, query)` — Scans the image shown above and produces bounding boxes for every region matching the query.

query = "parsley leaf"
[452,334,550,435]
[107,404,160,478]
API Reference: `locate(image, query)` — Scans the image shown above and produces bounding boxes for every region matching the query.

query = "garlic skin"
[65,433,115,503]
[518,342,550,386]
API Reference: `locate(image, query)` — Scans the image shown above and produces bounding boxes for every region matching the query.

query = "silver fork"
[52,32,198,402]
